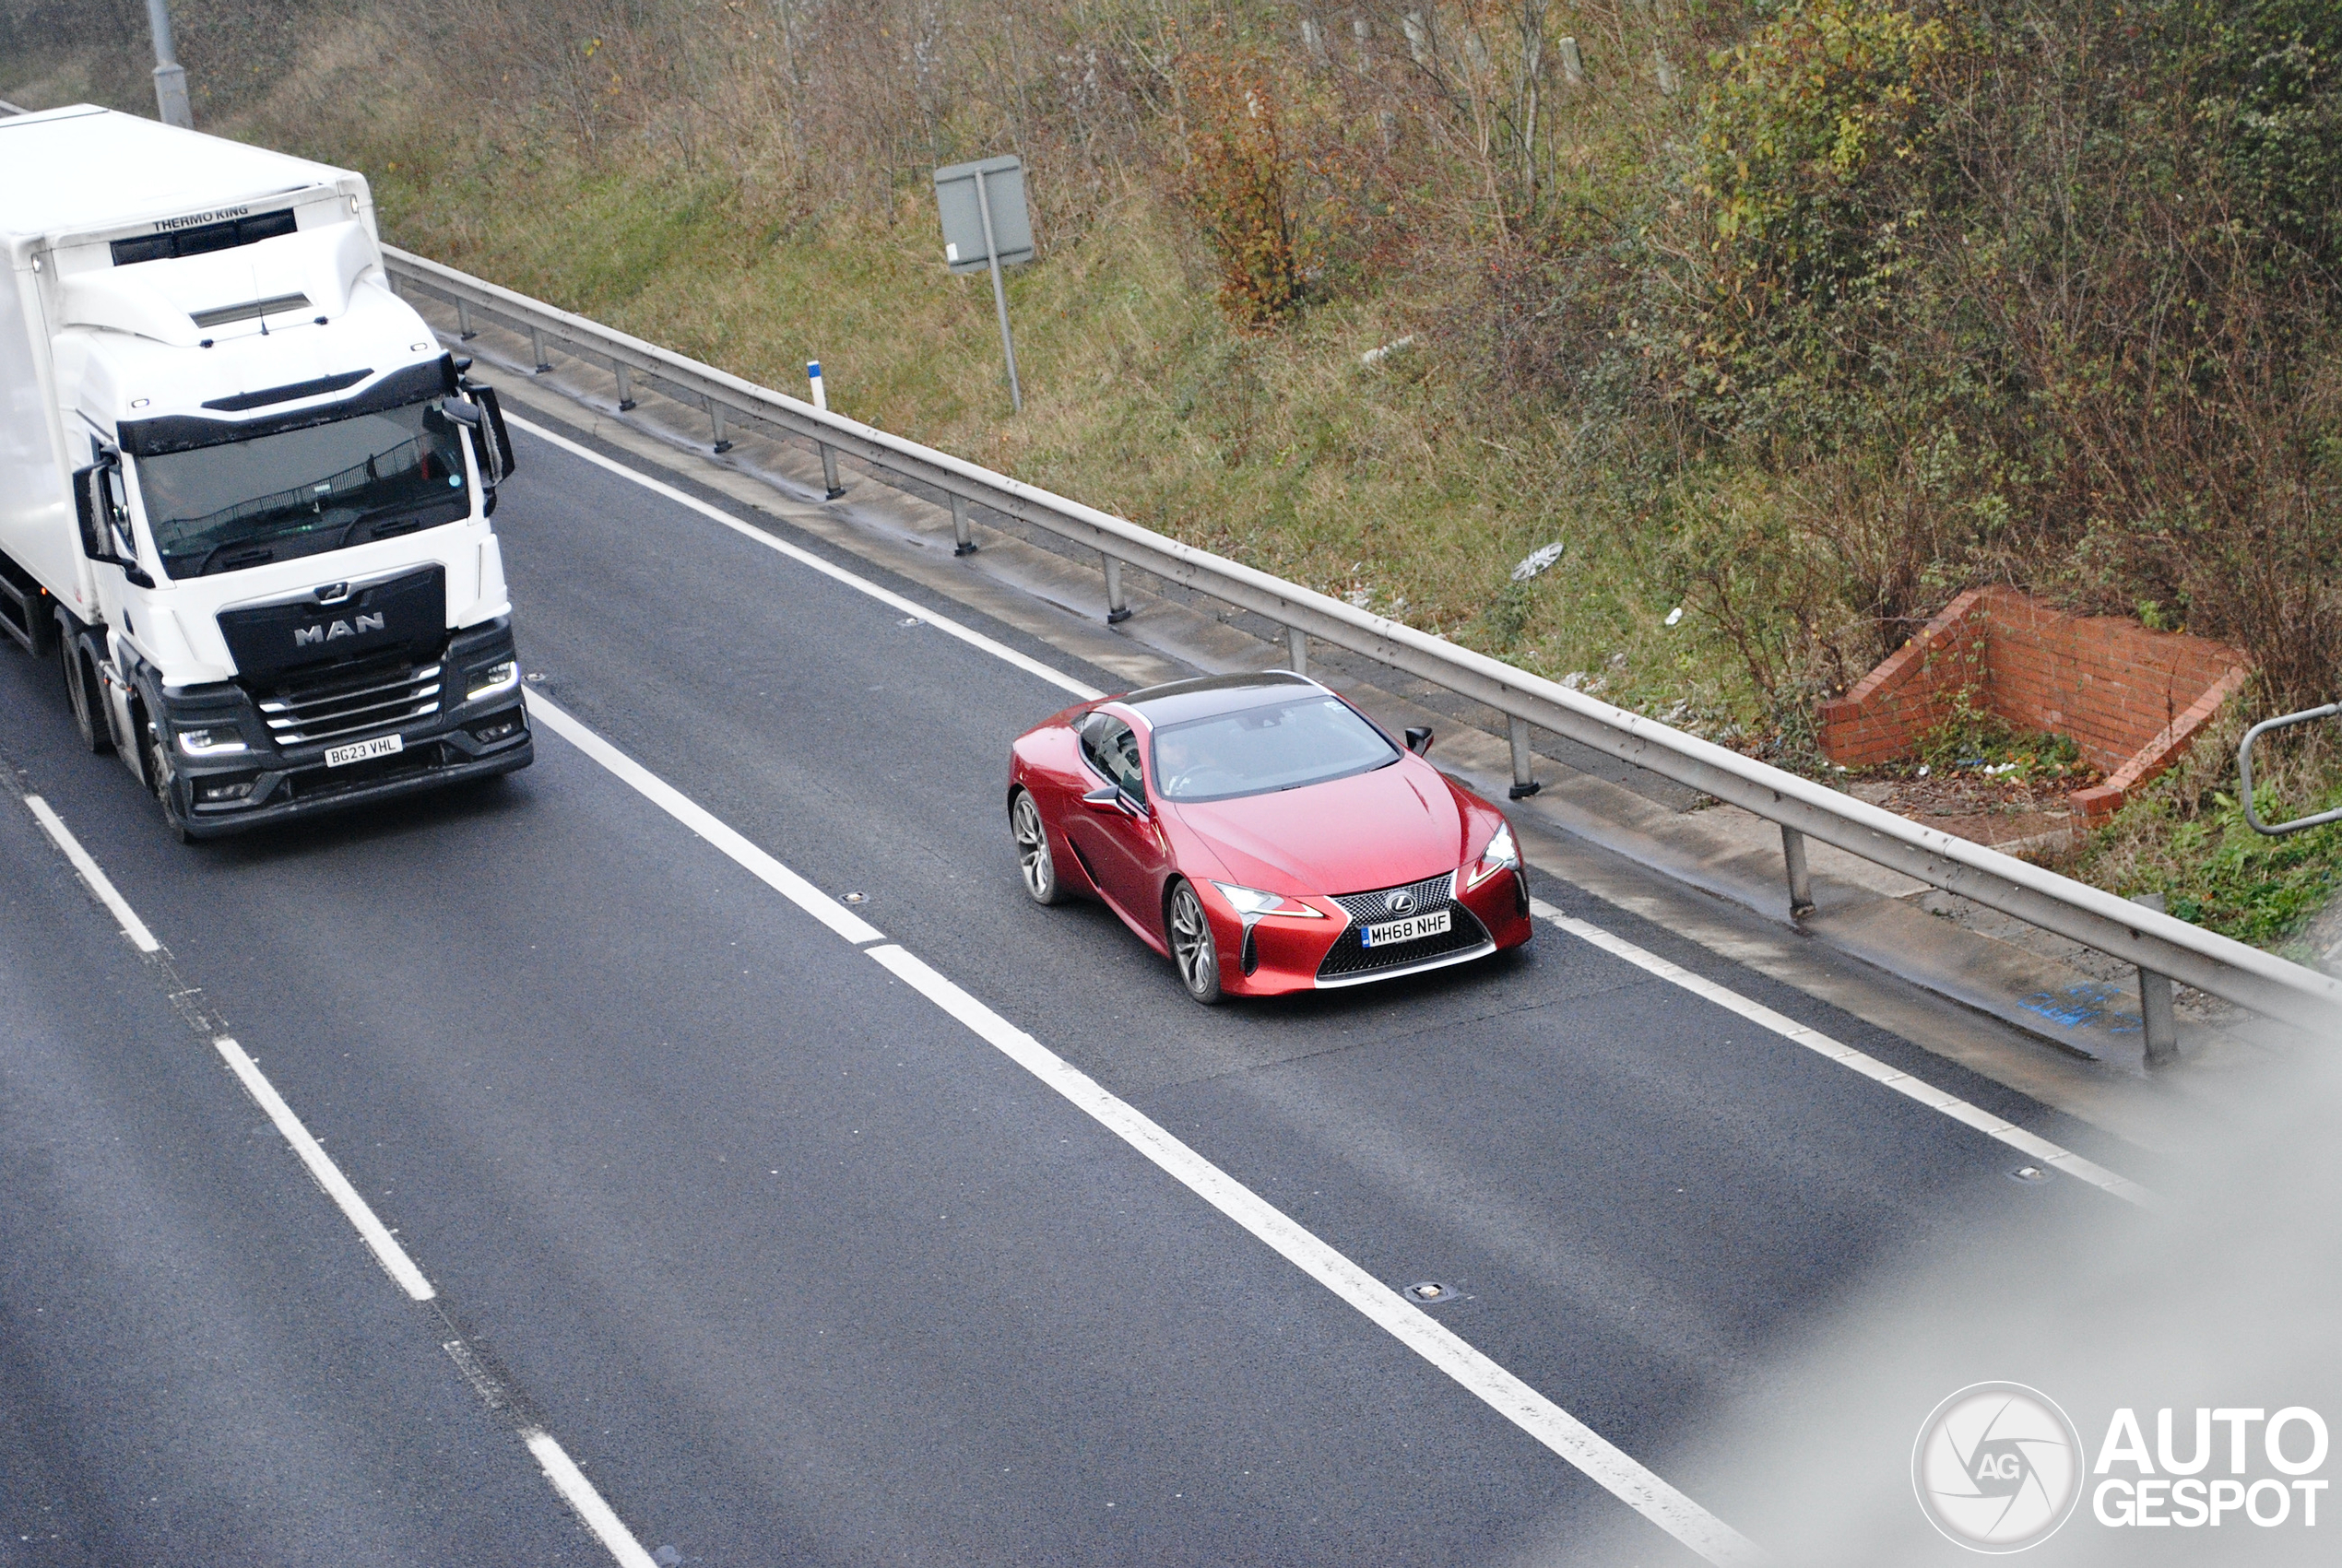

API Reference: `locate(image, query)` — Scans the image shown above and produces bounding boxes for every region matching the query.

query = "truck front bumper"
[153,619,535,840]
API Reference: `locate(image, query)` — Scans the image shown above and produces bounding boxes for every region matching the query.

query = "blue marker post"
[808,360,846,499]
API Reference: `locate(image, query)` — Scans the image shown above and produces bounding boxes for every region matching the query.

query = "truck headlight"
[177,726,248,757]
[467,659,519,701]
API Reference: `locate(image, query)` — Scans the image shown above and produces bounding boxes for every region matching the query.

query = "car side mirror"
[1082,785,1144,818]
[1405,726,1434,756]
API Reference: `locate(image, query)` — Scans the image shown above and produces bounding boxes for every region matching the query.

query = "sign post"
[932,155,1034,413]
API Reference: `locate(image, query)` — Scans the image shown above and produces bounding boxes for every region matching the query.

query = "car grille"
[258,654,443,748]
[1317,872,1492,980]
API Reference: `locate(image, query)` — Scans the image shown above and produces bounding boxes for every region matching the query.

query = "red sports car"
[1006,671,1532,1003]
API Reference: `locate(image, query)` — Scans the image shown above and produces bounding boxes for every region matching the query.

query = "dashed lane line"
[1531,899,2154,1206]
[525,690,1769,1567]
[13,789,658,1568]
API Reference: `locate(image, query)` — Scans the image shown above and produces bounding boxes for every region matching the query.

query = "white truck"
[0,104,530,840]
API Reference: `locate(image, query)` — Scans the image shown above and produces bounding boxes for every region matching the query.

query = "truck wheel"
[144,728,195,844]
[59,636,112,755]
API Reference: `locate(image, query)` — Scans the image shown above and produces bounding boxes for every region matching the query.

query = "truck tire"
[58,630,112,755]
[143,725,195,844]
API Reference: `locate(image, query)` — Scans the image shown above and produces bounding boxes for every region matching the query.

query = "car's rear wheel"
[1010,788,1062,905]
[1166,879,1222,1005]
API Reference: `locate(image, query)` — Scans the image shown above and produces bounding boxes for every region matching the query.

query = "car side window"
[1081,713,1145,797]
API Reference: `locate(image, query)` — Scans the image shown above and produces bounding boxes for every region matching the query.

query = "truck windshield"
[136,398,471,579]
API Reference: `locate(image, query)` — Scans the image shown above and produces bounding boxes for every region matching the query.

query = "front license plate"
[1360,908,1450,949]
[325,733,404,769]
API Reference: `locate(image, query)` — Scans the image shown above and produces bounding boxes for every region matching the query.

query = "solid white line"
[1529,899,2154,1206]
[505,413,1104,702]
[524,690,886,945]
[525,1430,659,1568]
[19,787,655,1564]
[862,943,1770,1566]
[211,1035,438,1300]
[523,695,1766,1564]
[23,795,161,952]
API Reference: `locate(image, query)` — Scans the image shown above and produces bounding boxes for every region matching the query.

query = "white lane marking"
[525,690,885,945]
[212,1035,437,1301]
[526,1430,660,1568]
[1531,899,2154,1206]
[863,943,1769,1566]
[506,413,1104,702]
[17,801,656,1567]
[527,701,1767,1565]
[23,794,160,952]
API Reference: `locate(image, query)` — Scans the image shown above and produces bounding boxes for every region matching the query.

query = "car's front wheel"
[1010,788,1062,905]
[1166,879,1223,1005]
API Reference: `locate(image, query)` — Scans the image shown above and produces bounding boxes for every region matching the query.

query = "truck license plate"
[1361,908,1449,949]
[325,734,404,769]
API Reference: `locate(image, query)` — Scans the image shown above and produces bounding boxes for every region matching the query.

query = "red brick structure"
[1816,586,2252,824]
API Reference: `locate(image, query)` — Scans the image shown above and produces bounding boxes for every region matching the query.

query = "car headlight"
[1466,822,1519,890]
[1210,881,1324,918]
[177,726,247,757]
[467,659,519,701]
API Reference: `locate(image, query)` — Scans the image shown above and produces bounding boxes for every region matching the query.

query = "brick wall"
[1816,585,2250,824]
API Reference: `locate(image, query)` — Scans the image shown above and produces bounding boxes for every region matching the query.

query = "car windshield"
[1150,696,1399,802]
[136,398,471,579]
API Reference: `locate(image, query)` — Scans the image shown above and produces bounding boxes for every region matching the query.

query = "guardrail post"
[1284,627,1307,677]
[455,300,478,342]
[818,444,845,500]
[2131,892,2181,1066]
[528,326,551,374]
[614,363,635,412]
[708,400,733,454]
[1103,557,1131,624]
[1507,716,1542,800]
[950,494,976,557]
[1781,825,1815,919]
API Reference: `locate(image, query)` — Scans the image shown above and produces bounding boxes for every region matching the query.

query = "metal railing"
[381,245,2342,1038]
[2241,703,2342,837]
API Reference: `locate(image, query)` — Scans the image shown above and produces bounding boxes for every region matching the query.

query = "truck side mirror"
[72,458,156,588]
[471,383,516,484]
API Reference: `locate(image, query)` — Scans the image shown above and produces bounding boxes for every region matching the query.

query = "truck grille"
[259,654,443,748]
[1317,872,1492,980]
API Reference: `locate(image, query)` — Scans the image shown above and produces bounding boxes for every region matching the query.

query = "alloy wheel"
[1011,790,1060,904]
[1167,881,1222,1004]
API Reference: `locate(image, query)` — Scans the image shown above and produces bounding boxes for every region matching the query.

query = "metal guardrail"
[2241,703,2342,838]
[382,244,2342,1037]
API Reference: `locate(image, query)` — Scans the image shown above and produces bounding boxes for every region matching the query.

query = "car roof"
[1117,670,1321,727]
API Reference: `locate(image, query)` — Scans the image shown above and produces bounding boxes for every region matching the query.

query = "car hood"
[1170,761,1468,896]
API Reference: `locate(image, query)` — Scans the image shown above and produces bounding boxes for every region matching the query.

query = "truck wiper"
[336,501,444,549]
[194,539,278,575]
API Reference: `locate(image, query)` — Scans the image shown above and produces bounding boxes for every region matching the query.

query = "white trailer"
[0,105,531,839]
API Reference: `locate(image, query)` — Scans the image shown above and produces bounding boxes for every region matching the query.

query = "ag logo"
[1913,1383,2084,1552]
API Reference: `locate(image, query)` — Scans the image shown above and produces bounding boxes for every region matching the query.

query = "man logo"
[1913,1383,2083,1552]
[292,612,384,647]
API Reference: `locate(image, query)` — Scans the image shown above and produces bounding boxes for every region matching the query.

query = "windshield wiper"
[336,500,451,550]
[192,539,279,576]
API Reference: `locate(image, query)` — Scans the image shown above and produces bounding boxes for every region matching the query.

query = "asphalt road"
[0,412,2118,1566]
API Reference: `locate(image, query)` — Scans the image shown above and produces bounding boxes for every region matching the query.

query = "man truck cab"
[0,105,532,839]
